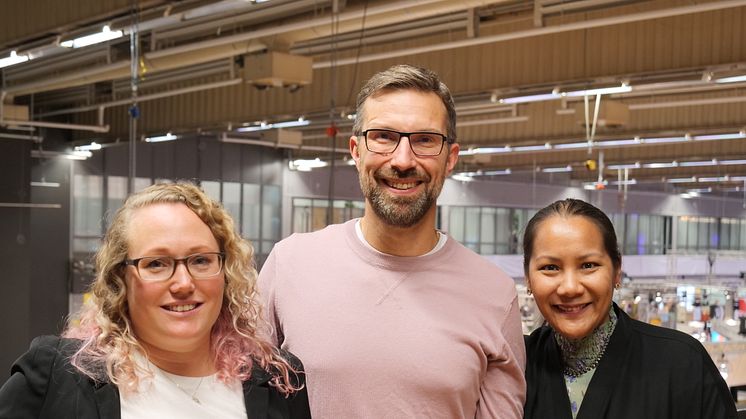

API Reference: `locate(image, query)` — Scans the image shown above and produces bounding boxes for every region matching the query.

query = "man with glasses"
[258,65,525,418]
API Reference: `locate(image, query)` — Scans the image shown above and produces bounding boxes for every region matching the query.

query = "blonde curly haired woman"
[0,182,311,419]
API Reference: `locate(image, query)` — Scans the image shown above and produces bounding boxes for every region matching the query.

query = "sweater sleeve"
[0,335,61,418]
[257,246,284,346]
[476,295,527,419]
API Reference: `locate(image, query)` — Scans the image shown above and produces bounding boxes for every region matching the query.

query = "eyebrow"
[533,252,605,261]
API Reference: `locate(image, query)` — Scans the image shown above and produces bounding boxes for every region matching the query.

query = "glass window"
[262,184,281,243]
[480,208,496,245]
[222,182,241,230]
[242,184,261,241]
[106,176,128,226]
[464,207,481,248]
[73,174,104,238]
[625,214,639,255]
[134,177,151,192]
[448,207,465,241]
[686,217,698,251]
[495,208,510,254]
[201,181,221,202]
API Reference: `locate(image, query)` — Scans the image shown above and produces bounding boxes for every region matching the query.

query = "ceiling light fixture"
[0,51,29,69]
[61,25,124,49]
[640,136,688,144]
[597,138,640,147]
[513,143,552,152]
[451,173,475,182]
[607,162,641,170]
[563,83,632,97]
[498,92,561,104]
[237,118,310,132]
[693,132,745,141]
[667,177,697,183]
[643,161,678,169]
[74,141,102,151]
[678,159,717,167]
[715,75,746,84]
[541,165,572,173]
[290,158,327,172]
[144,133,178,143]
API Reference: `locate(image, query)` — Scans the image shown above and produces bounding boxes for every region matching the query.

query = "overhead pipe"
[4,42,265,98]
[0,119,110,133]
[628,95,746,110]
[220,133,348,154]
[37,78,243,117]
[313,0,746,68]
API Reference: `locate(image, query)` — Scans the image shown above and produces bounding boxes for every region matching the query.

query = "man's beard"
[359,167,444,228]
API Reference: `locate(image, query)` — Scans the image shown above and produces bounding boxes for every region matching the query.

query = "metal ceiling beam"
[313,0,746,68]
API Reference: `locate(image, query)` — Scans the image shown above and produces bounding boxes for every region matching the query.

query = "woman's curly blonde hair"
[64,182,299,394]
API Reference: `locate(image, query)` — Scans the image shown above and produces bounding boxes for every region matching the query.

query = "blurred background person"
[0,183,310,419]
[522,198,735,419]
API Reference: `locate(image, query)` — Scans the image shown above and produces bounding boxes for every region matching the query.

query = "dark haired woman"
[522,198,735,419]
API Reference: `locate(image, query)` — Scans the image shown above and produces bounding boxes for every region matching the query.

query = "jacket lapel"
[545,332,575,419]
[576,304,630,419]
[93,381,121,419]
[243,366,271,419]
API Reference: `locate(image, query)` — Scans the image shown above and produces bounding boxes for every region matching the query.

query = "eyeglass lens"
[365,129,445,156]
[136,253,222,281]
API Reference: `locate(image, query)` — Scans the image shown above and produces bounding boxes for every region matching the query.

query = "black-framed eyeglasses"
[123,252,225,282]
[360,129,453,157]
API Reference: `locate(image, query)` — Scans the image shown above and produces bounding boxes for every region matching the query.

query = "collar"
[554,305,618,377]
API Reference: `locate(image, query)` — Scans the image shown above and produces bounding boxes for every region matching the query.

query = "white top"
[354,219,447,256]
[120,358,247,419]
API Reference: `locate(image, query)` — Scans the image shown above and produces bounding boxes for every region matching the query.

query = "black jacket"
[0,335,311,419]
[524,304,737,419]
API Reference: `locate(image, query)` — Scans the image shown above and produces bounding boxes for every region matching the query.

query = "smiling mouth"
[163,304,200,313]
[554,303,591,313]
[383,179,421,190]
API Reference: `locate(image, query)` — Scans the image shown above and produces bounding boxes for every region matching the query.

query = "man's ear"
[350,135,361,167]
[445,142,459,175]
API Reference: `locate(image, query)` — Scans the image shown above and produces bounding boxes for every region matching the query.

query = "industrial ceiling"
[1,0,745,197]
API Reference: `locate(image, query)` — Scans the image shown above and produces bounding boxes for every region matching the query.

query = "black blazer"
[0,335,311,419]
[524,304,737,419]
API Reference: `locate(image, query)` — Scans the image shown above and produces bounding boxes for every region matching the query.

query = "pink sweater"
[258,219,526,418]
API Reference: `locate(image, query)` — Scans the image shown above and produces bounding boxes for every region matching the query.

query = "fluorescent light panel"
[667,177,696,183]
[597,138,639,147]
[643,161,677,169]
[563,84,632,97]
[678,159,717,167]
[513,144,551,152]
[542,166,572,173]
[499,93,560,104]
[641,136,688,144]
[237,118,309,132]
[553,142,589,150]
[145,133,177,142]
[0,51,29,69]
[607,162,640,170]
[693,133,745,141]
[715,75,746,84]
[61,25,123,48]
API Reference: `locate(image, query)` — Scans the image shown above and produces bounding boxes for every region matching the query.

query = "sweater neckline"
[343,218,454,271]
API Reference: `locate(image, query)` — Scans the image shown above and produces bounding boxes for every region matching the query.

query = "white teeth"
[166,304,196,312]
[557,305,586,313]
[388,181,418,190]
